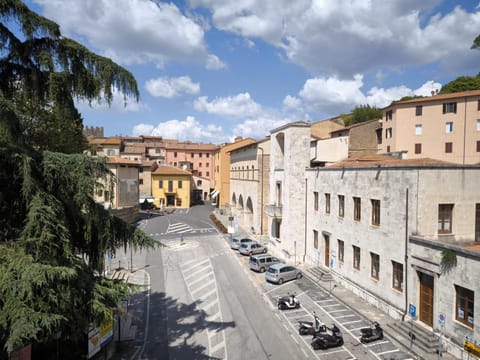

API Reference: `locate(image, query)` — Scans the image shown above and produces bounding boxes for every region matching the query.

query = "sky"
[25,0,480,144]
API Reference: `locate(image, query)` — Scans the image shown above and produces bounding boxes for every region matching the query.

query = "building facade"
[229,137,270,236]
[381,90,480,164]
[213,137,256,208]
[304,158,480,358]
[151,166,192,209]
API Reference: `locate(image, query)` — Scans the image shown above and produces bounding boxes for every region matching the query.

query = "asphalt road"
[135,204,302,360]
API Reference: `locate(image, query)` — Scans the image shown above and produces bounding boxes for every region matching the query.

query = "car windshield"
[240,243,249,248]
[267,267,277,274]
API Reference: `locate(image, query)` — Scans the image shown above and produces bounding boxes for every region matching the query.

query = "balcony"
[265,204,282,219]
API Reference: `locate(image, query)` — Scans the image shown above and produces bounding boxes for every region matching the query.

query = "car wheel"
[260,267,265,273]
[263,248,267,253]
[278,303,284,310]
[339,339,344,346]
[278,278,284,285]
[296,273,303,279]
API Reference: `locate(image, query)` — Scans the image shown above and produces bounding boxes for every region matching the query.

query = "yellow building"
[152,166,192,209]
[213,137,256,208]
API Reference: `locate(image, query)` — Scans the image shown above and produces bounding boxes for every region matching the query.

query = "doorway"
[324,234,330,267]
[419,272,434,327]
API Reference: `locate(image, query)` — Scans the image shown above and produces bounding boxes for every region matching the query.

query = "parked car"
[230,237,254,250]
[266,263,302,284]
[239,241,267,256]
[249,254,283,272]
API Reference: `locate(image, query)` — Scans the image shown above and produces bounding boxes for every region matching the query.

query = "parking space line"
[376,349,400,356]
[341,319,363,325]
[182,258,210,272]
[365,340,389,347]
[329,309,350,313]
[183,265,212,281]
[335,314,357,319]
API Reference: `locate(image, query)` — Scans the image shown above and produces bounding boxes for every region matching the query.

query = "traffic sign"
[439,313,445,326]
[409,304,416,318]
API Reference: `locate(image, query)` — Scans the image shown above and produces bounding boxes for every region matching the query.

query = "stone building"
[229,137,270,236]
[304,156,480,358]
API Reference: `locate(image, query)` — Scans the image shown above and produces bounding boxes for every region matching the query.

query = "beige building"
[381,90,480,164]
[138,160,158,198]
[87,137,122,157]
[229,137,270,236]
[305,156,480,358]
[213,137,256,208]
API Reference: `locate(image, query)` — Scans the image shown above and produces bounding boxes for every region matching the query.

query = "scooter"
[298,313,327,335]
[360,321,383,343]
[277,293,300,310]
[311,324,344,350]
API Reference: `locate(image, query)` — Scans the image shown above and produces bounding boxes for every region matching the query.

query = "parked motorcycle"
[360,321,383,343]
[311,324,344,350]
[298,313,327,335]
[277,293,300,310]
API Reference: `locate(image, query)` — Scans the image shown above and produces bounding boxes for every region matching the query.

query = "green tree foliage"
[0,1,158,357]
[343,105,383,126]
[471,34,480,50]
[439,74,480,94]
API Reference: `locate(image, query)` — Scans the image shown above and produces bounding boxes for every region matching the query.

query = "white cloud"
[190,0,480,77]
[145,76,200,98]
[232,116,289,139]
[282,95,302,109]
[132,116,226,143]
[33,0,215,67]
[206,54,227,70]
[413,80,443,96]
[193,92,261,117]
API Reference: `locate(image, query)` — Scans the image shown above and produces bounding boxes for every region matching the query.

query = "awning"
[139,197,154,203]
[210,190,219,199]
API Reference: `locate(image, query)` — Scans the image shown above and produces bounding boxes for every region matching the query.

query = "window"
[107,149,115,156]
[371,199,380,226]
[159,180,163,188]
[392,261,403,291]
[174,162,177,167]
[385,110,393,120]
[477,141,480,152]
[477,119,480,131]
[206,153,210,158]
[415,143,422,154]
[206,162,209,167]
[174,152,177,158]
[385,128,392,139]
[353,197,361,221]
[478,100,480,111]
[338,195,344,218]
[197,180,202,186]
[438,204,453,234]
[199,163,202,167]
[314,192,319,211]
[455,285,474,327]
[139,179,143,185]
[139,167,144,173]
[199,172,202,177]
[178,180,182,189]
[386,145,391,152]
[338,240,344,262]
[353,246,360,270]
[415,124,422,135]
[199,153,202,158]
[445,142,453,153]
[313,230,318,249]
[155,148,161,154]
[325,193,330,214]
[168,180,173,192]
[443,102,457,114]
[371,253,379,280]
[445,122,453,133]
[206,171,209,177]
[415,105,423,116]
[176,198,182,207]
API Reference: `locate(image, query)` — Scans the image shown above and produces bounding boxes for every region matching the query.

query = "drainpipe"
[303,177,308,263]
[259,146,264,235]
[403,187,409,321]
[463,96,467,165]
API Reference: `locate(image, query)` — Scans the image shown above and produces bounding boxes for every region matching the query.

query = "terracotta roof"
[140,160,156,167]
[89,137,122,145]
[326,155,454,169]
[106,156,140,166]
[123,146,146,154]
[164,141,217,150]
[388,90,480,107]
[145,142,165,148]
[152,165,192,176]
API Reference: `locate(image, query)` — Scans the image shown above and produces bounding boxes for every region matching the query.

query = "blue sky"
[27,0,480,143]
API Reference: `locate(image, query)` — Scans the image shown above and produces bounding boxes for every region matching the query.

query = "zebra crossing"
[180,258,227,359]
[166,222,193,234]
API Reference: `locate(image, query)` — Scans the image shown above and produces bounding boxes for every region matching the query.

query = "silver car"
[249,254,283,272]
[230,237,254,250]
[265,263,302,284]
[239,241,267,256]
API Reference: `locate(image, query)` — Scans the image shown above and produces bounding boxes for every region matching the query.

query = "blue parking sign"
[409,304,416,318]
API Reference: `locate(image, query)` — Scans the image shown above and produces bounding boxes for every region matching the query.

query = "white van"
[249,254,283,273]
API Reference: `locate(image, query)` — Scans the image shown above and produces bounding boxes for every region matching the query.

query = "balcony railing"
[265,204,282,219]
